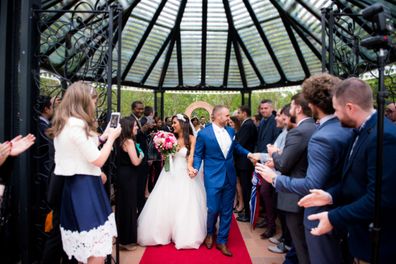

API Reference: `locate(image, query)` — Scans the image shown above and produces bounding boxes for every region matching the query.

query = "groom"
[191,105,255,256]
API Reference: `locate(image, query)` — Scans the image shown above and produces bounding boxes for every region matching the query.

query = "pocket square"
[232,135,236,140]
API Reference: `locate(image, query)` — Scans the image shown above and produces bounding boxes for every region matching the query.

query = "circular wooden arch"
[185,101,214,118]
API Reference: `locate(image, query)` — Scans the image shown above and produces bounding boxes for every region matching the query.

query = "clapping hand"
[255,162,276,184]
[307,212,333,236]
[298,189,333,208]
[0,141,12,166]
[10,134,35,156]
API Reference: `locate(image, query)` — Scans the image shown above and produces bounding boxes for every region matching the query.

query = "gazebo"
[0,0,395,263]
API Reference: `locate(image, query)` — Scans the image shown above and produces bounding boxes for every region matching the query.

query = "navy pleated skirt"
[59,174,117,263]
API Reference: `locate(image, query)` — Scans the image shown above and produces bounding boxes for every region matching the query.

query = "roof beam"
[176,29,183,87]
[242,0,286,82]
[158,0,187,90]
[96,4,136,78]
[279,15,310,78]
[121,0,168,80]
[222,31,231,87]
[201,0,207,86]
[234,32,265,84]
[140,30,173,84]
[222,0,247,89]
[295,0,353,36]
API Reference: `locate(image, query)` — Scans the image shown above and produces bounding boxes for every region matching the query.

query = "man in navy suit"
[298,78,396,263]
[257,74,354,264]
[192,105,254,256]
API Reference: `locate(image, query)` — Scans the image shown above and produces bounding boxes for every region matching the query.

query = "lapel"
[225,126,234,158]
[343,113,377,175]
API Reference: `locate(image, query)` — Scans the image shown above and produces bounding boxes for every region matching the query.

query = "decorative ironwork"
[322,1,395,103]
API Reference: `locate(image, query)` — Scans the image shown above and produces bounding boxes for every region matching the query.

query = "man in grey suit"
[257,74,354,264]
[257,93,315,264]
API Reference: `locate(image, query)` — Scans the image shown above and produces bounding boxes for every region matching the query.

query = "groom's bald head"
[212,105,230,127]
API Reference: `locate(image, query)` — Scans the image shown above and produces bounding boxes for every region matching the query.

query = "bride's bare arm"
[188,135,197,177]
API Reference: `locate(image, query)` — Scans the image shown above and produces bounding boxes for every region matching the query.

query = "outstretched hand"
[10,134,36,156]
[298,189,333,208]
[247,153,260,164]
[307,212,333,236]
[255,162,276,184]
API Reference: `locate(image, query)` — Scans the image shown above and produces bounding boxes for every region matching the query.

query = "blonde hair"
[47,81,97,138]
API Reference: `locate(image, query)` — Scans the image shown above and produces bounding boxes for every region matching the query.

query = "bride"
[137,114,207,249]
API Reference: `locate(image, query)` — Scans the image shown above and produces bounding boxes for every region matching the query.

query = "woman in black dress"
[115,117,144,250]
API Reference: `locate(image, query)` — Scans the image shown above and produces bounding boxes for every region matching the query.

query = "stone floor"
[112,214,285,264]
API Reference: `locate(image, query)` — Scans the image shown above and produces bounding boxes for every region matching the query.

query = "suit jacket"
[193,125,249,189]
[275,117,354,228]
[328,113,396,262]
[129,114,148,161]
[256,114,281,152]
[235,119,257,170]
[272,118,316,213]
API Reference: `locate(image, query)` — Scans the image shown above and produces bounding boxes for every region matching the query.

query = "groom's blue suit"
[193,124,249,244]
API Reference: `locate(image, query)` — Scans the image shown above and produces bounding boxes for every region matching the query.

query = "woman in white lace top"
[48,81,121,264]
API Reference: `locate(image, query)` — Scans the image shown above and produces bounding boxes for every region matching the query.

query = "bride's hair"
[172,114,193,155]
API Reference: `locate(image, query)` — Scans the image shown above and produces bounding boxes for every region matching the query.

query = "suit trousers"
[305,228,342,264]
[206,175,235,244]
[259,181,276,230]
[285,211,309,264]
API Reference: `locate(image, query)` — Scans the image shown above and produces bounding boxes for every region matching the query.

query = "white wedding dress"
[137,147,207,249]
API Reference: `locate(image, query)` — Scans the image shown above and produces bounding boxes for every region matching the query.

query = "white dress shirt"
[212,123,232,158]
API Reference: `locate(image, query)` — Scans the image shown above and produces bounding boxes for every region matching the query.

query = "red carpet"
[139,216,252,264]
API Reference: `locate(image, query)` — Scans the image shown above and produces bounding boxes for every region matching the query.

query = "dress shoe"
[260,228,275,239]
[269,236,281,245]
[234,207,244,214]
[216,243,232,257]
[204,234,214,249]
[268,242,291,254]
[236,215,250,222]
[256,219,268,228]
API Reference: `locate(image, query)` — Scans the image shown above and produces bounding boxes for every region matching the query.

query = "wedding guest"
[48,81,121,264]
[298,78,396,263]
[385,102,396,123]
[0,134,35,263]
[115,117,144,251]
[130,101,149,214]
[228,116,243,212]
[235,106,258,223]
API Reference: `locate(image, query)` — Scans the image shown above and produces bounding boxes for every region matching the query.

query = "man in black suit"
[299,78,396,263]
[256,99,281,238]
[130,101,149,214]
[234,105,257,222]
[269,93,315,264]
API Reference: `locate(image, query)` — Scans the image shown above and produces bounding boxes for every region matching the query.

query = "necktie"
[349,128,361,159]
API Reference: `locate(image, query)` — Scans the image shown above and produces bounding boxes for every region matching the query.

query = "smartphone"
[109,112,120,128]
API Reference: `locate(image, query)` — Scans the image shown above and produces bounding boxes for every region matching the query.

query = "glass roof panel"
[38,0,396,90]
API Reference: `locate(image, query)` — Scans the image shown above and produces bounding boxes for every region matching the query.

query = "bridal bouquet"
[153,131,178,172]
